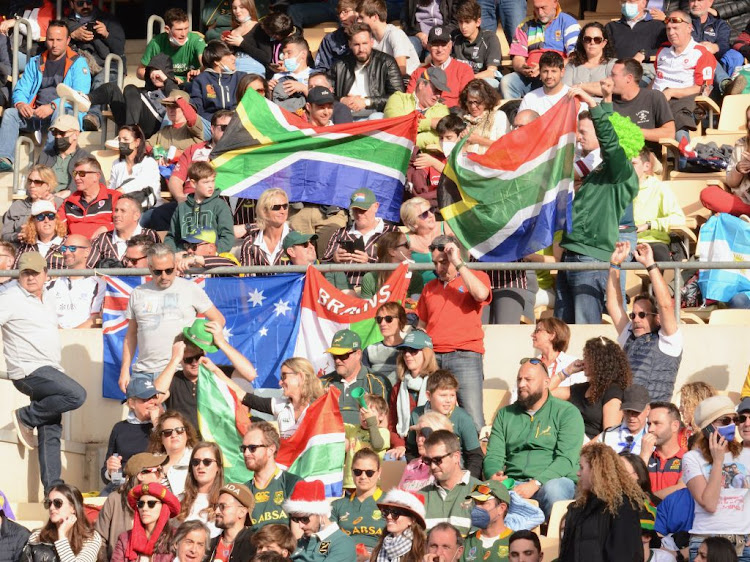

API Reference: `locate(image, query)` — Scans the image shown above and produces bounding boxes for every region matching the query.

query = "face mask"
[118,142,133,157]
[169,35,188,47]
[470,506,491,529]
[54,136,71,153]
[717,423,736,441]
[441,140,456,157]
[621,2,639,19]
[284,56,299,73]
[221,64,235,73]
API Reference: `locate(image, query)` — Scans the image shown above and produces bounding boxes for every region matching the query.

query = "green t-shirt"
[324,271,351,291]
[330,490,386,549]
[462,528,513,562]
[51,154,71,192]
[343,423,390,489]
[360,270,424,300]
[245,469,302,530]
[141,32,206,79]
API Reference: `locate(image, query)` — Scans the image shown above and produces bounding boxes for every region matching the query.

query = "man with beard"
[483,358,583,519]
[206,483,256,561]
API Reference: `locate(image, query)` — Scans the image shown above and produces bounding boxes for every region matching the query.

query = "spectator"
[95,452,167,558]
[221,0,262,74]
[148,410,198,496]
[360,231,424,300]
[463,481,513,557]
[400,197,453,284]
[696,537,742,562]
[109,124,162,210]
[683,396,750,560]
[519,52,582,117]
[688,0,744,82]
[0,20,91,172]
[342,395,390,489]
[111,482,180,562]
[87,195,159,267]
[58,157,120,239]
[331,22,403,119]
[2,167,61,244]
[558,443,646,561]
[305,86,336,126]
[64,0,126,131]
[619,452,660,505]
[557,337,629,440]
[398,410,453,491]
[554,86,640,325]
[233,12,302,80]
[679,381,716,436]
[283,480,357,560]
[0,0,55,72]
[165,162,234,254]
[508,530,543,562]
[484,358,584,519]
[460,78,509,154]
[176,442,224,537]
[363,302,406,385]
[323,187,399,288]
[611,59,676,155]
[190,41,247,125]
[607,242,683,401]
[175,228,241,273]
[563,23,617,98]
[0,242,15,292]
[641,401,687,499]
[308,72,354,124]
[269,37,313,109]
[37,114,91,197]
[321,329,390,425]
[425,523,464,562]
[371,489,427,560]
[500,0,580,100]
[14,200,67,269]
[407,26,474,108]
[420,429,480,536]
[148,89,205,155]
[241,422,302,529]
[240,188,290,266]
[531,318,584,396]
[138,8,206,83]
[25,484,102,561]
[314,0,357,72]
[173,521,211,562]
[122,234,157,270]
[250,524,297,558]
[207,483,256,562]
[452,0,502,86]
[120,243,224,392]
[605,0,667,67]
[282,231,351,290]
[100,379,162,491]
[0,500,30,562]
[599,384,652,455]
[330,448,386,552]
[2,252,86,493]
[416,235,491,432]
[359,0,420,76]
[402,0,459,60]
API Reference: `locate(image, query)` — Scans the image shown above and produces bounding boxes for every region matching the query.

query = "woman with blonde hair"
[176,442,224,538]
[1,164,59,242]
[400,197,452,284]
[239,187,291,267]
[679,382,717,433]
[558,442,646,561]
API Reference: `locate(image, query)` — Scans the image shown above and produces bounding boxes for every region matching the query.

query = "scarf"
[125,504,171,561]
[396,374,429,437]
[377,528,414,562]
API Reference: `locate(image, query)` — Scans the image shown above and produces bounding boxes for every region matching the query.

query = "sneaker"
[33,130,42,144]
[13,409,37,449]
[82,114,100,132]
[56,83,91,112]
[0,158,12,172]
[728,74,748,96]
[105,138,119,151]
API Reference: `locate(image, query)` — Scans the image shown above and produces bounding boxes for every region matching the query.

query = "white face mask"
[169,35,188,47]
[441,140,457,157]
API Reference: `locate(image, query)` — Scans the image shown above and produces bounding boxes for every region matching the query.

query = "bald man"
[512,109,540,129]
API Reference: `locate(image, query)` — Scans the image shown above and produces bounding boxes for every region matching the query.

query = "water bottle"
[110,453,125,486]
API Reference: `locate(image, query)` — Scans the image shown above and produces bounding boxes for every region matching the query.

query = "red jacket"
[407,58,474,107]
[58,184,120,238]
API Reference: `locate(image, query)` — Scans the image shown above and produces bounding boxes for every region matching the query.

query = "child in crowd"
[452,0,502,87]
[343,394,390,490]
[405,370,484,478]
[165,162,235,253]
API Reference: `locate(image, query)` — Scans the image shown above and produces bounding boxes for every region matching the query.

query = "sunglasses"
[419,427,434,439]
[376,315,395,324]
[422,451,455,466]
[28,178,48,186]
[738,414,750,424]
[183,353,204,364]
[629,311,657,320]
[665,16,688,24]
[473,484,495,495]
[160,426,187,438]
[402,347,421,355]
[191,458,219,467]
[396,240,410,250]
[418,209,433,220]
[240,443,268,454]
[270,203,289,211]
[59,244,88,253]
[35,212,56,222]
[136,500,161,509]
[44,498,64,510]
[123,255,146,265]
[290,515,310,524]
[333,351,355,361]
[72,170,97,177]
[139,466,162,475]
[152,268,175,276]
[75,0,94,5]
[352,468,377,477]
[214,502,238,511]
[715,416,738,427]
[380,507,409,519]
[520,357,549,375]
[293,241,314,249]
[582,35,604,44]
[428,243,446,252]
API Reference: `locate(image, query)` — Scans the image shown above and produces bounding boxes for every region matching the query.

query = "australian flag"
[102,274,305,400]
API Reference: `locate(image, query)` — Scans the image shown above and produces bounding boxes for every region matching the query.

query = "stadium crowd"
[1,0,750,560]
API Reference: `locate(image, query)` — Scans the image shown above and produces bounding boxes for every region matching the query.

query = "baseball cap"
[397,330,433,350]
[125,378,163,401]
[160,89,191,106]
[183,228,217,245]
[350,188,376,210]
[621,384,651,412]
[738,396,750,414]
[422,66,451,93]
[283,231,319,251]
[307,86,335,105]
[31,200,56,216]
[124,452,168,478]
[50,113,80,133]
[17,251,47,273]
[327,329,362,355]
[428,25,452,44]
[467,481,510,504]
[220,482,255,511]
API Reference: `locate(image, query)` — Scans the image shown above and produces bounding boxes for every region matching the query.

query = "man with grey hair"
[416,235,491,431]
[424,523,465,562]
[119,243,224,393]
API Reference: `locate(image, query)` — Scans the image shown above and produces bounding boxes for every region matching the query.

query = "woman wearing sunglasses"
[363,302,407,387]
[175,442,224,538]
[25,484,101,562]
[562,22,616,98]
[240,187,291,267]
[14,198,67,269]
[111,482,181,562]
[459,79,509,155]
[371,489,427,562]
[683,396,750,562]
[400,197,453,285]
[148,411,199,495]
[1,164,60,243]
[360,232,424,302]
[398,410,453,492]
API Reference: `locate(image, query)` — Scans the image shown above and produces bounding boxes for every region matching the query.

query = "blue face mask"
[283,57,299,73]
[621,2,639,19]
[717,423,736,441]
[469,506,491,529]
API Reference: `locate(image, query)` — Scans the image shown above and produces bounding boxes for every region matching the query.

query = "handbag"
[20,542,60,562]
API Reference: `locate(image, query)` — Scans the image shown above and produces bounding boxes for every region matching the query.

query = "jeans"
[532,477,576,521]
[720,49,745,79]
[500,71,540,99]
[554,251,608,324]
[476,0,526,42]
[689,536,750,562]
[235,53,266,75]
[12,366,87,493]
[288,0,337,28]
[729,292,750,309]
[408,36,428,62]
[482,287,533,324]
[436,350,485,431]
[0,106,57,162]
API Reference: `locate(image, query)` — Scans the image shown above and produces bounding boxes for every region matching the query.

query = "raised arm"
[205,321,257,383]
[606,241,631,334]
[633,242,677,336]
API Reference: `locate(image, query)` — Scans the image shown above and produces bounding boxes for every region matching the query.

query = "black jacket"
[37,145,92,192]
[65,8,126,67]
[0,513,30,562]
[331,50,404,111]
[207,527,255,562]
[558,496,644,562]
[403,0,458,37]
[239,24,312,79]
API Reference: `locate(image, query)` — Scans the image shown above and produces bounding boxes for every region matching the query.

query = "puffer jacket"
[0,514,31,562]
[330,50,404,111]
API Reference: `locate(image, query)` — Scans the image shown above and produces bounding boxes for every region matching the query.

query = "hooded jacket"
[190,68,247,120]
[165,191,235,253]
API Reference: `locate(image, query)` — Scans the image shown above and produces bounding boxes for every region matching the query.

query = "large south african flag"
[209,89,418,223]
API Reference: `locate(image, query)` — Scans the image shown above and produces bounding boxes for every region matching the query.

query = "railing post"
[13,136,35,195]
[147,15,166,45]
[674,264,682,324]
[11,18,32,88]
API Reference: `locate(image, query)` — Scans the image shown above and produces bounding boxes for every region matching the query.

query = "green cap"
[283,231,319,251]
[327,329,362,355]
[182,318,219,354]
[349,188,377,210]
[466,481,511,504]
[397,330,433,350]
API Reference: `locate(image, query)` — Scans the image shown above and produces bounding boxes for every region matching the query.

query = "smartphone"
[85,21,96,32]
[340,240,355,253]
[352,237,365,253]
[702,424,716,439]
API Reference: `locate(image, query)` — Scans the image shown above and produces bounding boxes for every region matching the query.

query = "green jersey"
[462,528,513,562]
[141,32,206,79]
[245,469,302,530]
[330,489,386,549]
[292,524,356,562]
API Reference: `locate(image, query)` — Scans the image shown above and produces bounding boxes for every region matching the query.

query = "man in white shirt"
[519,51,587,116]
[599,384,651,454]
[358,0,420,76]
[0,251,86,494]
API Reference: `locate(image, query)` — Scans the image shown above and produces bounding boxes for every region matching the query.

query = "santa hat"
[377,489,426,528]
[283,480,331,517]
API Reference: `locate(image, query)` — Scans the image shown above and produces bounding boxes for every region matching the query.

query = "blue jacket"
[691,13,732,59]
[12,47,91,127]
[190,68,246,120]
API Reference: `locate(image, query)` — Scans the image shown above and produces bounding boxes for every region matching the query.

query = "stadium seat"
[545,499,573,539]
[90,148,119,185]
[709,309,750,325]
[660,132,744,181]
[379,460,406,492]
[705,94,750,135]
[483,388,510,425]
[539,536,561,560]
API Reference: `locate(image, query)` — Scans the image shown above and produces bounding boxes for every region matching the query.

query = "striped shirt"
[28,530,102,562]
[87,227,159,267]
[14,242,66,269]
[509,9,580,64]
[239,224,291,267]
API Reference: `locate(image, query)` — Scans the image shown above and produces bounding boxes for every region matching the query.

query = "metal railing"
[12,136,35,195]
[11,18,32,88]
[100,53,125,143]
[147,15,166,45]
